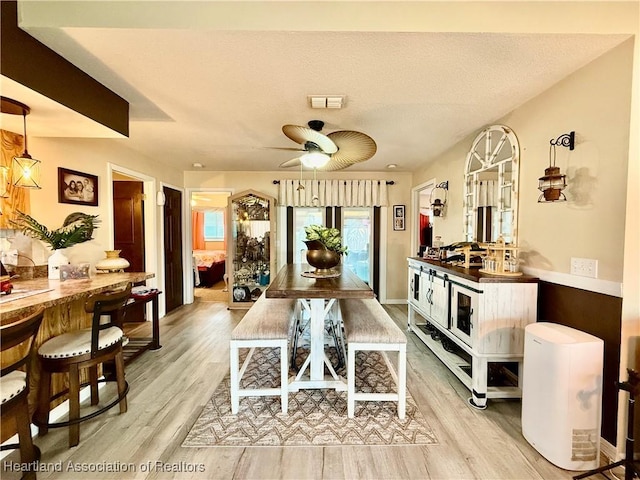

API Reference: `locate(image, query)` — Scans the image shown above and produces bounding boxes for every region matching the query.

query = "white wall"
[415,39,634,286]
[23,136,183,279]
[413,36,639,458]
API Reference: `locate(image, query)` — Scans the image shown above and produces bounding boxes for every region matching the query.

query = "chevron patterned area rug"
[182,347,438,447]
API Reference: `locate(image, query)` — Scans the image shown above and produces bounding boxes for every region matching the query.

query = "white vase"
[95,250,130,273]
[48,249,69,280]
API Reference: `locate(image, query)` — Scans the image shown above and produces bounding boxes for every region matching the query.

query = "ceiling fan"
[276,120,377,171]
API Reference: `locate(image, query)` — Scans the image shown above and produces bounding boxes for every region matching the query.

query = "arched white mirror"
[463,125,519,244]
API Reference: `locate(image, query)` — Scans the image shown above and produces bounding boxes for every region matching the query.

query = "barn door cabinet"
[408,262,449,328]
[227,190,276,309]
[407,257,538,408]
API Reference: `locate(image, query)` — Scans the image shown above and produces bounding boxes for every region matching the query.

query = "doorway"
[189,191,231,303]
[163,186,184,313]
[411,179,436,257]
[113,179,145,272]
[107,164,161,315]
[113,177,145,321]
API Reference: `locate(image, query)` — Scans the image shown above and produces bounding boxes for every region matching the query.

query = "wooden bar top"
[266,264,375,300]
[0,272,154,324]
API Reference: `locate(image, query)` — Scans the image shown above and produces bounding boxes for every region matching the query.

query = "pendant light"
[12,107,42,189]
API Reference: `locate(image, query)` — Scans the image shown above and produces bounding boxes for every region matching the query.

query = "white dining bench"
[339,298,407,419]
[229,294,296,414]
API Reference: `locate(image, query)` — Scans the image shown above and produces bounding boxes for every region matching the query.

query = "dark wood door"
[113,181,145,270]
[113,180,145,321]
[163,186,183,313]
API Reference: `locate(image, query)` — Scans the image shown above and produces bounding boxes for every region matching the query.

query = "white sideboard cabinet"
[407,257,538,408]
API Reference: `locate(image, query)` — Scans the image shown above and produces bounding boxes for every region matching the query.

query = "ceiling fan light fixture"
[300,151,330,169]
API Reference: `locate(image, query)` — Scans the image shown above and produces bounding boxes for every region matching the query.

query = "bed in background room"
[193,250,226,287]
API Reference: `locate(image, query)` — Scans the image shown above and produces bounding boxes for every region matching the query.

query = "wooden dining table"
[265,263,374,391]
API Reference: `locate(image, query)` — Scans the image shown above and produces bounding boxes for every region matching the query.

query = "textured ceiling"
[8,1,631,173]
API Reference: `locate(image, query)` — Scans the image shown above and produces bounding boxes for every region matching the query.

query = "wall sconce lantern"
[430,181,448,217]
[1,97,42,189]
[538,131,573,203]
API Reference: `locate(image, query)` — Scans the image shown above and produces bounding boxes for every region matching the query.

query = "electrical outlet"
[570,257,598,278]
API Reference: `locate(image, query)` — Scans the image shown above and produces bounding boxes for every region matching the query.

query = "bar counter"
[0,272,154,442]
[1,272,154,324]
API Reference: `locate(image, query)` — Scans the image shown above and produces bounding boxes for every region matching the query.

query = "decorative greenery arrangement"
[304,224,348,255]
[10,211,100,250]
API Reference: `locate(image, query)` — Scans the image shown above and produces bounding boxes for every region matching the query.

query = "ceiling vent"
[308,95,345,109]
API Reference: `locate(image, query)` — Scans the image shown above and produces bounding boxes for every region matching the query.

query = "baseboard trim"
[384,298,407,305]
[600,437,618,462]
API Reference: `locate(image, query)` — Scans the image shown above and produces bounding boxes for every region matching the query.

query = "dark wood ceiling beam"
[0,1,128,137]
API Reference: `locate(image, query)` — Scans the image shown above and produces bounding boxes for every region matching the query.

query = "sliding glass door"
[341,208,372,284]
[287,206,375,288]
[293,208,324,264]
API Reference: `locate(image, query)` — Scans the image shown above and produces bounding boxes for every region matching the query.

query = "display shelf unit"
[227,190,276,309]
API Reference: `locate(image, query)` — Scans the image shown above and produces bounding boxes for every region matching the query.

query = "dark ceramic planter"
[304,240,341,272]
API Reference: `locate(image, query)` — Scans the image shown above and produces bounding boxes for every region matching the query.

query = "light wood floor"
[4,300,578,480]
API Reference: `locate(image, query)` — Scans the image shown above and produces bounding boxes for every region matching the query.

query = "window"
[294,208,324,263]
[341,208,372,284]
[204,210,225,241]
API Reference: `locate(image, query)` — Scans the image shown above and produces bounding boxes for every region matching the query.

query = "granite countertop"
[0,272,154,323]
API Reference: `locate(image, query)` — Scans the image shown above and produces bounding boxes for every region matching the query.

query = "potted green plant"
[304,224,347,272]
[10,211,100,279]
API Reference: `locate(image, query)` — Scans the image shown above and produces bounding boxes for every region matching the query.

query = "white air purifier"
[522,322,604,471]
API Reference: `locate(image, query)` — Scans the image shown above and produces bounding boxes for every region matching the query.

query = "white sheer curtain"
[279,179,389,207]
[478,180,498,207]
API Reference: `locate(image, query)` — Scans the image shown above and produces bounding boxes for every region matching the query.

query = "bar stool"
[34,284,131,448]
[0,308,44,480]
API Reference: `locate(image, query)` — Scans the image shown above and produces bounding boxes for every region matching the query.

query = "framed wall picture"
[393,204,405,231]
[58,168,98,206]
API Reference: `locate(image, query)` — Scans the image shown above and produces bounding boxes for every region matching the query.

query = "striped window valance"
[478,180,498,208]
[278,180,389,207]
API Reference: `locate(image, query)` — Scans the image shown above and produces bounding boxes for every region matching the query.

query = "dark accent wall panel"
[326,207,333,228]
[1,1,128,136]
[538,281,622,445]
[286,207,293,264]
[373,206,380,298]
